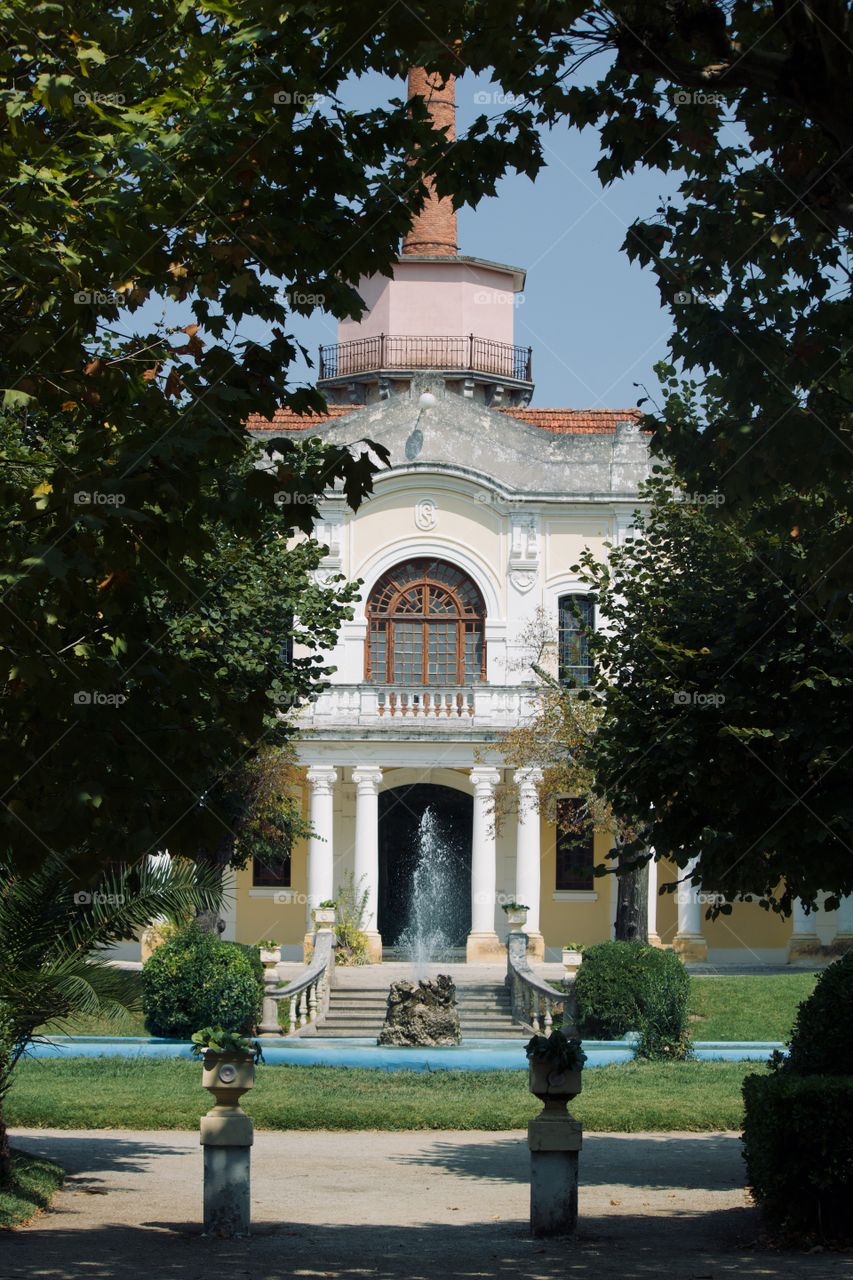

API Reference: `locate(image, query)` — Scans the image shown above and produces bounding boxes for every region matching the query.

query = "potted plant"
[501,901,529,928]
[257,938,281,967]
[313,899,337,927]
[562,942,585,969]
[525,1027,586,1101]
[191,1027,264,1106]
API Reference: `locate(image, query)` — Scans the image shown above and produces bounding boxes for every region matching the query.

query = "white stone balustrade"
[298,683,537,730]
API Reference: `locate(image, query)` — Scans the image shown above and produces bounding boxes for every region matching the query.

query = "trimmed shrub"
[142,924,263,1038]
[742,1071,853,1241]
[574,940,690,1058]
[784,952,853,1076]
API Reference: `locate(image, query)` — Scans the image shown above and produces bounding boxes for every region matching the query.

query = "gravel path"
[6,1128,851,1279]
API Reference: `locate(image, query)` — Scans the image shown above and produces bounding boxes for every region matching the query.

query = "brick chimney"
[402,68,458,257]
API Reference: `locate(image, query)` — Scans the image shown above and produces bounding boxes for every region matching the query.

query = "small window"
[252,852,292,888]
[558,594,594,687]
[555,799,594,891]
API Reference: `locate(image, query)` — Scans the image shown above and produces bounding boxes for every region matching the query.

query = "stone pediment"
[256,384,650,499]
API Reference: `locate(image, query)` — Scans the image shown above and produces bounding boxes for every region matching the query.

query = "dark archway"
[378,783,472,948]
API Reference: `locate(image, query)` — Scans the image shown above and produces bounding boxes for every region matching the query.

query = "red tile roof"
[246,404,363,432]
[246,404,644,434]
[498,408,644,434]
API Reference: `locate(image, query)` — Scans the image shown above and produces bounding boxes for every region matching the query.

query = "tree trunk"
[0,1104,11,1184]
[614,846,649,942]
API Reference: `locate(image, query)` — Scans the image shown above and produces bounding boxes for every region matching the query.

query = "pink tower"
[318,69,532,408]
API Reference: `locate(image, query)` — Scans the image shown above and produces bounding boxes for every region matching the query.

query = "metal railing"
[259,928,335,1037]
[319,333,533,382]
[506,930,575,1035]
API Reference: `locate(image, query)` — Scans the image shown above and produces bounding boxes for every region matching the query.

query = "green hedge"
[742,1071,853,1241]
[142,924,263,1038]
[785,951,853,1076]
[573,940,690,1058]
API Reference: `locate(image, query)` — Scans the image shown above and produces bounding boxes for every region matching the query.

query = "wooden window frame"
[558,593,594,688]
[365,559,486,685]
[555,798,595,891]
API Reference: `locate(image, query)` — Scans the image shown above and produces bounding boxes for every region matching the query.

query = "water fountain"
[397,805,465,975]
[378,806,463,1046]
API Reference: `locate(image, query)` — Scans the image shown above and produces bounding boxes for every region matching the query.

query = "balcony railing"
[318,334,533,383]
[299,683,537,731]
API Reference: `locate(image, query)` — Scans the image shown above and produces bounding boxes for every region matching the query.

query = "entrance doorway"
[377,783,472,949]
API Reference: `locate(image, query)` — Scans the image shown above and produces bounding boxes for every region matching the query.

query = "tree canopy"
[575,470,853,914]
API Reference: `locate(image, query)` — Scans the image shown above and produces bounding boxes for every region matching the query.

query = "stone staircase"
[319,980,524,1040]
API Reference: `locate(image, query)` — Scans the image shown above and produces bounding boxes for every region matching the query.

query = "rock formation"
[377,974,462,1047]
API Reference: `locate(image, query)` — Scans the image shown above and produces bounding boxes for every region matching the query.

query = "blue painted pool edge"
[29,1036,784,1072]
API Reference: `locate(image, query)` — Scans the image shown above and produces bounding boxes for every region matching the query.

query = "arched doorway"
[378,783,472,949]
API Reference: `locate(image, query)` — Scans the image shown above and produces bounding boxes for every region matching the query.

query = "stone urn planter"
[313,906,336,928]
[259,945,281,968]
[201,1052,257,1108]
[562,947,584,971]
[528,1059,583,1102]
[504,905,529,929]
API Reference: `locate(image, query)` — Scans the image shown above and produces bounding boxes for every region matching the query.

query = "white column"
[788,896,821,961]
[468,766,501,961]
[646,856,660,945]
[514,768,543,946]
[352,765,383,960]
[306,766,337,927]
[836,893,853,944]
[673,856,707,962]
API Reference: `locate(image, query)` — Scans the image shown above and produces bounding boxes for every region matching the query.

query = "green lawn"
[8,1056,767,1133]
[0,1150,64,1229]
[687,973,816,1041]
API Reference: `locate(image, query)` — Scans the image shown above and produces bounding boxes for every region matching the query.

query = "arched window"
[558,594,594,687]
[366,558,486,685]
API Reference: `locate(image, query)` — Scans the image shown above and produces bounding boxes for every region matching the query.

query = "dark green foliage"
[574,940,690,1059]
[742,1072,853,1241]
[142,925,263,1038]
[783,953,853,1076]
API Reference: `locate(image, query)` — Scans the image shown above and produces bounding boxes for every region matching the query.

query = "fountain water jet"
[398,805,465,977]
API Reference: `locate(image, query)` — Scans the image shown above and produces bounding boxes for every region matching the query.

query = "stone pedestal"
[673,858,707,962]
[788,898,822,962]
[201,1111,253,1237]
[524,931,545,962]
[529,1112,582,1236]
[466,931,505,963]
[199,1052,255,1238]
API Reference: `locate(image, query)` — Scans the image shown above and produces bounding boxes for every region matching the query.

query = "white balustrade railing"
[506,931,574,1035]
[259,929,335,1037]
[299,684,536,730]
